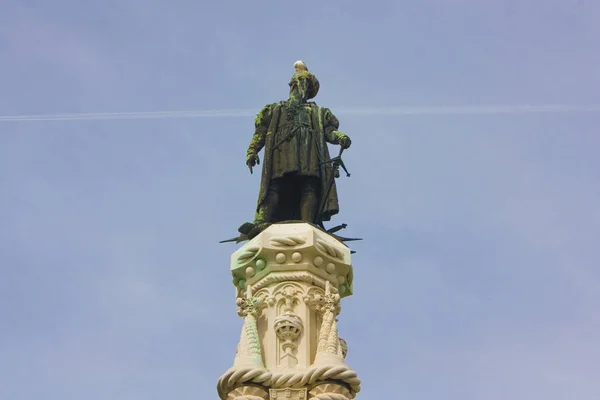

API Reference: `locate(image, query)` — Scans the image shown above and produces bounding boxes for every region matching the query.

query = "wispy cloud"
[2,104,600,122]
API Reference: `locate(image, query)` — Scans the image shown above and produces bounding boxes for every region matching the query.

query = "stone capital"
[230,223,354,299]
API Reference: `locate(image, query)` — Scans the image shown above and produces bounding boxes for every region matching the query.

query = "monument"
[218,61,361,400]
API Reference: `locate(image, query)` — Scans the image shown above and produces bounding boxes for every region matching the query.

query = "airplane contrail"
[1,104,600,122]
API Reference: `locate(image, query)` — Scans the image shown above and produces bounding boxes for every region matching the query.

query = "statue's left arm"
[323,108,351,149]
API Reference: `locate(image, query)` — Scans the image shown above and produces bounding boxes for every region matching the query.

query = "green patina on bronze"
[235,61,353,241]
[248,103,348,221]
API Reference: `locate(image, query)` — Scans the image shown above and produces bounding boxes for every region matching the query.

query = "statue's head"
[288,60,320,102]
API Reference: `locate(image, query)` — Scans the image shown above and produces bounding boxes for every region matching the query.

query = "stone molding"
[230,223,353,299]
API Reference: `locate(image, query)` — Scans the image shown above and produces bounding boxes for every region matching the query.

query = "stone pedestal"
[217,223,360,400]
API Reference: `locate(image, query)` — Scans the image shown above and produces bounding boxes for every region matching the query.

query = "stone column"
[217,223,361,400]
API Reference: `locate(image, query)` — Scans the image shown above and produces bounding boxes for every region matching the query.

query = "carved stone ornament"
[237,295,265,318]
[274,311,303,367]
[230,223,353,299]
[227,385,269,400]
[274,312,303,342]
[304,283,341,316]
[308,383,351,400]
[269,388,307,400]
[271,284,303,312]
[218,222,360,400]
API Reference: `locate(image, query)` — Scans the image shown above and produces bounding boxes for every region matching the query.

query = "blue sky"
[1,1,599,399]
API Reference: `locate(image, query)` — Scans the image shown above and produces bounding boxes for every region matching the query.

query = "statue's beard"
[289,80,310,103]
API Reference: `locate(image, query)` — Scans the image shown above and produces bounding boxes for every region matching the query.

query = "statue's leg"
[256,179,281,223]
[299,177,319,223]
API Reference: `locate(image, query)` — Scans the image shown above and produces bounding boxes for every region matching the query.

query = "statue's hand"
[338,135,352,149]
[247,153,260,167]
[246,153,260,173]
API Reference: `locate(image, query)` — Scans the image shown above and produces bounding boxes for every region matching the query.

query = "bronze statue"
[223,61,355,242]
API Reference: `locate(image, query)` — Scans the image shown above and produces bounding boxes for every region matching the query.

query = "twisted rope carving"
[250,272,326,292]
[237,246,261,263]
[217,368,271,399]
[315,240,344,259]
[217,364,360,399]
[269,236,307,247]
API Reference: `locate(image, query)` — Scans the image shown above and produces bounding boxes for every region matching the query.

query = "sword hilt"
[320,147,350,177]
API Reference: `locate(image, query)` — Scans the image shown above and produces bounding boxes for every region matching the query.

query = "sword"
[321,147,350,177]
[316,147,351,224]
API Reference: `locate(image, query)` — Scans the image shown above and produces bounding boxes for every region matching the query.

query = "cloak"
[249,101,342,223]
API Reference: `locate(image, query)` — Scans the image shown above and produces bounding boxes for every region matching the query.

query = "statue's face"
[289,76,311,102]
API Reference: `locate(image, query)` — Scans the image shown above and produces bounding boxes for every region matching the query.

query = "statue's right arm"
[246,104,273,158]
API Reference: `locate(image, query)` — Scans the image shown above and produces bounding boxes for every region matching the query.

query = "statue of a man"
[239,61,351,238]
